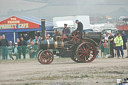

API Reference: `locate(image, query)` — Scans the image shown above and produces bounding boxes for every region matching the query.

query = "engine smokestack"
[41,19,45,40]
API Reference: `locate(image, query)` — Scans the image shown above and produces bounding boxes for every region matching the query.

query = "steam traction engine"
[37,19,100,64]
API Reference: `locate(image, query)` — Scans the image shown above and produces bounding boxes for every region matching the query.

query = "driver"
[75,20,83,39]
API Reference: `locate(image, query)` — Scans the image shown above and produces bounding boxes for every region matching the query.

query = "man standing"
[16,38,22,59]
[108,33,114,57]
[20,37,27,59]
[1,34,9,60]
[62,24,71,37]
[114,33,124,58]
[122,31,127,49]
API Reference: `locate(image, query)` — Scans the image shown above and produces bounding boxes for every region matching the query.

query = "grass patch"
[81,74,89,78]
[28,75,61,80]
[28,74,90,81]
[64,74,89,79]
[0,58,37,64]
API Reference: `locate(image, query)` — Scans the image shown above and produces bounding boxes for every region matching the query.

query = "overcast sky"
[0,0,128,21]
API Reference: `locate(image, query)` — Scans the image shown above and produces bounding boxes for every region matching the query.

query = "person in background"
[8,41,14,60]
[29,41,34,58]
[126,40,128,58]
[27,38,33,45]
[9,43,19,60]
[20,37,27,59]
[1,34,9,60]
[19,34,23,41]
[34,32,38,37]
[114,33,124,58]
[17,38,21,46]
[9,41,13,46]
[35,39,39,45]
[46,34,51,40]
[122,31,127,50]
[23,33,28,41]
[108,33,114,57]
[0,36,1,46]
[103,40,109,58]
[33,36,39,44]
[104,32,109,41]
[34,40,39,57]
[114,33,117,57]
[17,38,21,59]
[0,36,2,58]
[100,37,105,58]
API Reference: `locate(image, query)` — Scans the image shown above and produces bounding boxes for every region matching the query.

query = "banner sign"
[0,16,39,30]
[117,25,128,30]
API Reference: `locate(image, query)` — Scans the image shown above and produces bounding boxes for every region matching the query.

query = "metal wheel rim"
[76,42,97,63]
[37,50,43,64]
[38,50,54,64]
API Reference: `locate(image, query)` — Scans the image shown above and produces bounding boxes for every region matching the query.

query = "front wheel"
[38,50,54,64]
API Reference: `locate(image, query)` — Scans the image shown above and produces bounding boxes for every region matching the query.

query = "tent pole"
[14,32,15,43]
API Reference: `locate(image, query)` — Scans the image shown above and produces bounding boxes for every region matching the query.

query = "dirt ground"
[0,50,128,85]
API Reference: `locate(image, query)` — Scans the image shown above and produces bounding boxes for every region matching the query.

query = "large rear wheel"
[76,42,97,63]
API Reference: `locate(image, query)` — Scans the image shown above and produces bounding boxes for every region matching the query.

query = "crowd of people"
[100,31,128,58]
[0,34,39,60]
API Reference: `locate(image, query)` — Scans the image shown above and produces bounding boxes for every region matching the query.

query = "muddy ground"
[0,55,128,85]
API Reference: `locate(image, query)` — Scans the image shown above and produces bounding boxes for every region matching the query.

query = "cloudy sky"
[0,0,128,21]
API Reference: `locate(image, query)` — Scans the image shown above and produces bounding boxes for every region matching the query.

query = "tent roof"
[0,16,53,26]
[18,16,53,31]
[0,16,53,32]
[18,16,53,26]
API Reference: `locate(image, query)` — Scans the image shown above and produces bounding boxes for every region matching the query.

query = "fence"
[0,45,39,60]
